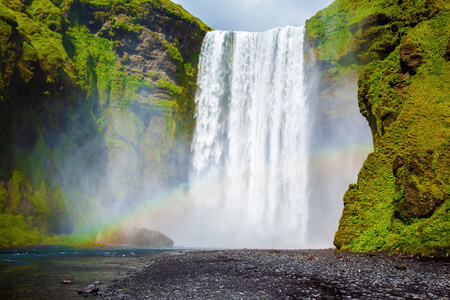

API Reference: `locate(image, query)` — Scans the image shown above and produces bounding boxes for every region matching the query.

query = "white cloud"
[172,0,334,31]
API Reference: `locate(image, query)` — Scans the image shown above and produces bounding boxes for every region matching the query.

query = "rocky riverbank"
[100,249,449,299]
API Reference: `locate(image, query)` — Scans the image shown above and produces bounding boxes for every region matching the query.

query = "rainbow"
[71,141,373,247]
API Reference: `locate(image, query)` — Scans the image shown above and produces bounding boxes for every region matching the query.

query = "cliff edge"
[0,0,210,247]
[306,0,449,256]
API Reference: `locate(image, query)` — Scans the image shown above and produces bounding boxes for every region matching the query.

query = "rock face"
[0,0,209,247]
[306,0,450,256]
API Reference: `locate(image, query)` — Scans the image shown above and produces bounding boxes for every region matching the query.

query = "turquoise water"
[0,246,178,299]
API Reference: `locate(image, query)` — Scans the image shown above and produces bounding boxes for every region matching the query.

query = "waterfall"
[187,27,309,248]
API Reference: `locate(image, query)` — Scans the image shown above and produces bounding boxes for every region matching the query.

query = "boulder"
[97,226,174,247]
[77,284,99,294]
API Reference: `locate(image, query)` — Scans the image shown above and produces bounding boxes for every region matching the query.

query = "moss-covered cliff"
[0,0,209,248]
[306,0,449,256]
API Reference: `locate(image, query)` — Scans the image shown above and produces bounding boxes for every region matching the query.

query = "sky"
[171,0,334,32]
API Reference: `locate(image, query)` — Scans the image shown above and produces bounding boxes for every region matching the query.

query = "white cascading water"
[186,26,309,248]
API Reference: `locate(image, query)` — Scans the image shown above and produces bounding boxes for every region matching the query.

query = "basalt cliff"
[306,0,449,256]
[0,0,209,247]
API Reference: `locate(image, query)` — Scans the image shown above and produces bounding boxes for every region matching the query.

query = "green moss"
[166,42,183,65]
[0,214,42,248]
[0,0,209,248]
[310,0,450,256]
[64,14,192,111]
[306,0,447,65]
[12,130,55,190]
[0,182,8,212]
[0,212,98,248]
[4,170,70,234]
[0,4,19,24]
[155,78,183,97]
[77,0,210,32]
[10,171,24,213]
[64,24,116,107]
[28,0,65,32]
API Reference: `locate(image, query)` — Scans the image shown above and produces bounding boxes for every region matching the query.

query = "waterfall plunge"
[186,27,309,248]
[125,26,372,249]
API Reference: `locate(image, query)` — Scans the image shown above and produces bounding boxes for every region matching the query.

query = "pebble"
[100,249,450,299]
[60,280,73,284]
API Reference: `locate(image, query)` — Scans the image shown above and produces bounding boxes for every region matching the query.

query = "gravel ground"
[100,249,449,299]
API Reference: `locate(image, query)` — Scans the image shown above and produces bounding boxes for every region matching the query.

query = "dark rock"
[130,227,174,246]
[400,41,423,75]
[395,264,407,270]
[392,155,406,177]
[61,280,73,284]
[97,226,174,247]
[444,38,450,62]
[77,284,99,294]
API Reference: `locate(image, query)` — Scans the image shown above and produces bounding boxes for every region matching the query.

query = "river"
[0,246,182,299]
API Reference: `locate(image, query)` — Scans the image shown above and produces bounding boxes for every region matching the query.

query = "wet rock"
[61,280,73,284]
[77,284,99,294]
[97,226,174,247]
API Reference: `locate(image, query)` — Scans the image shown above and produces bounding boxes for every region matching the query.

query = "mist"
[128,27,373,249]
[304,70,373,248]
[54,25,372,249]
[49,97,192,242]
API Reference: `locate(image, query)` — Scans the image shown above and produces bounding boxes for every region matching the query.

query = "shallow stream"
[0,246,179,299]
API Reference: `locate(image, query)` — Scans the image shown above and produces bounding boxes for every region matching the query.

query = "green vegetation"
[307,0,450,256]
[71,0,209,32]
[0,213,99,248]
[306,0,448,63]
[0,214,44,248]
[0,171,77,248]
[0,0,209,248]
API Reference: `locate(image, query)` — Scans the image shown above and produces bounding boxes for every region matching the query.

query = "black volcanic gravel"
[100,249,449,299]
